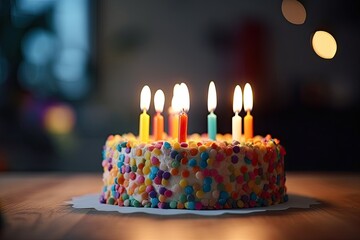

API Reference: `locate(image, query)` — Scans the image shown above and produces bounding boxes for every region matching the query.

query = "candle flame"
[207,81,217,112]
[179,82,190,112]
[244,83,253,112]
[312,30,337,59]
[233,85,242,113]
[154,89,165,113]
[140,85,151,111]
[171,84,181,113]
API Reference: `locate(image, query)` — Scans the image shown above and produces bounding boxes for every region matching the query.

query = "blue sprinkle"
[200,160,208,168]
[149,173,156,180]
[187,194,195,202]
[150,166,159,174]
[203,184,211,192]
[203,177,212,185]
[111,184,116,191]
[187,201,195,210]
[151,198,159,207]
[219,191,229,199]
[185,185,194,194]
[175,154,182,162]
[244,156,252,164]
[200,152,209,161]
[120,142,127,148]
[117,161,123,168]
[119,154,125,162]
[218,198,227,205]
[163,142,171,149]
[116,144,122,152]
[170,150,178,159]
[250,192,257,201]
[188,158,197,167]
[103,186,107,192]
[149,191,157,198]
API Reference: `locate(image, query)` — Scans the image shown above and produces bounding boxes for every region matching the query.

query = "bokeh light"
[281,0,306,25]
[22,28,57,65]
[43,104,76,135]
[312,30,337,59]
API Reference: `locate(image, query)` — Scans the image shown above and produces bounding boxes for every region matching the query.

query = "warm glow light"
[281,0,306,25]
[207,81,217,113]
[312,31,337,59]
[154,89,165,113]
[171,84,181,113]
[44,104,75,134]
[140,85,151,111]
[179,83,190,112]
[244,83,253,112]
[233,85,242,113]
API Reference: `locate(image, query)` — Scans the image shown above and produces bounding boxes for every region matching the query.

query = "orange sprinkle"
[225,147,233,156]
[159,195,166,203]
[192,166,200,173]
[136,148,142,156]
[190,148,198,156]
[181,169,190,178]
[170,168,179,176]
[181,157,188,165]
[177,202,184,209]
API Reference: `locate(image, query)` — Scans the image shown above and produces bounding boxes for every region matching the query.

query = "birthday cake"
[100,134,287,210]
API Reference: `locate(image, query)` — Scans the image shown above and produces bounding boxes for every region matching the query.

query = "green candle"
[207,81,217,140]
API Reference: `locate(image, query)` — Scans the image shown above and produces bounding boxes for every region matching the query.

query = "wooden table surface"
[0,172,359,240]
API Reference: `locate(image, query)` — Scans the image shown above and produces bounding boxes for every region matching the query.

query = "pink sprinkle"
[155,143,163,149]
[203,169,210,177]
[148,146,154,151]
[102,160,108,167]
[154,176,162,185]
[210,169,218,177]
[215,175,224,183]
[151,156,160,165]
[180,143,188,147]
[195,202,202,210]
[249,200,256,207]
[236,175,244,184]
[164,190,173,197]
[137,175,145,184]
[249,172,255,180]
[146,185,154,193]
[129,172,136,180]
[124,156,130,164]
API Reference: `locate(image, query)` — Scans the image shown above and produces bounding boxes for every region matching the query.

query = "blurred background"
[0,0,359,172]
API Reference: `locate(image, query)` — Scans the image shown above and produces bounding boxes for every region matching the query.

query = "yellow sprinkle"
[189,141,197,148]
[173,142,181,150]
[198,145,207,153]
[145,178,152,186]
[143,166,150,175]
[179,179,187,188]
[233,168,240,176]
[144,151,151,160]
[144,159,151,166]
[161,179,168,186]
[237,200,244,208]
[196,190,204,198]
[207,158,213,166]
[130,158,136,166]
[138,184,146,193]
[253,185,261,194]
[152,148,161,156]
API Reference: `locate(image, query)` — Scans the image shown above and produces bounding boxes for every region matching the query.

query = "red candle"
[177,83,190,143]
[178,112,188,143]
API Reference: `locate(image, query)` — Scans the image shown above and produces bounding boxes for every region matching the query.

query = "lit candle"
[153,89,165,141]
[232,85,242,142]
[139,85,151,142]
[168,84,180,139]
[244,83,253,141]
[207,81,217,140]
[178,83,190,143]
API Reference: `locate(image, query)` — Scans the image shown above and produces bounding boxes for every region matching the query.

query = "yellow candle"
[139,85,151,142]
[232,85,242,142]
[244,83,253,141]
[153,89,165,140]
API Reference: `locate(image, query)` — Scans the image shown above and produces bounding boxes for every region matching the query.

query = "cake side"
[100,134,287,210]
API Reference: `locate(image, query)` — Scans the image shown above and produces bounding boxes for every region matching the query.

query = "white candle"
[232,85,242,142]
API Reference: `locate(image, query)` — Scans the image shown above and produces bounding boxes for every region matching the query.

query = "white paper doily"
[67,193,320,216]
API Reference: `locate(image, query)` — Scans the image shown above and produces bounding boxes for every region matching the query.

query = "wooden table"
[0,172,359,240]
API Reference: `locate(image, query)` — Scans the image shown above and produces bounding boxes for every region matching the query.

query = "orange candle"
[153,89,165,140]
[177,83,190,143]
[244,83,253,140]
